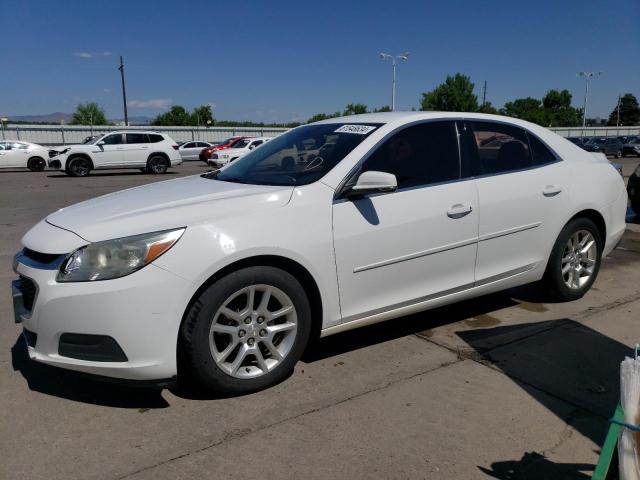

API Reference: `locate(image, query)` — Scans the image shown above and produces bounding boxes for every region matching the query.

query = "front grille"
[23,248,62,265]
[19,276,37,311]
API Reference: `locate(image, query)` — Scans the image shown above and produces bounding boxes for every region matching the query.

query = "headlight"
[57,228,185,282]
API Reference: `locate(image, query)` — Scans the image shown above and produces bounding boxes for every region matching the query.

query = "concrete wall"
[2,123,639,146]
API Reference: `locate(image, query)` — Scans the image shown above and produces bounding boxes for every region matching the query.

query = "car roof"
[106,131,164,135]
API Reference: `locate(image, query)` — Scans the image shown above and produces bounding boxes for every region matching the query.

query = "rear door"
[332,121,479,322]
[0,142,23,167]
[180,141,200,160]
[123,133,150,165]
[95,133,124,166]
[463,120,571,283]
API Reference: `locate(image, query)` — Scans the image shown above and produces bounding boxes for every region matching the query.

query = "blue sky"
[1,0,638,122]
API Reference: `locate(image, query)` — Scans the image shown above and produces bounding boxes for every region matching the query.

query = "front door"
[332,121,479,322]
[95,133,124,166]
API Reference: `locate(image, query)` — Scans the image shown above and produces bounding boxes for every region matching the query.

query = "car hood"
[46,175,294,242]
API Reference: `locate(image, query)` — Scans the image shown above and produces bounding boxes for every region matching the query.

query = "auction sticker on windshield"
[334,125,377,135]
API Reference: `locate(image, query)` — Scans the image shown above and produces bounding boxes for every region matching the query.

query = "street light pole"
[118,56,129,126]
[577,71,602,127]
[380,52,410,111]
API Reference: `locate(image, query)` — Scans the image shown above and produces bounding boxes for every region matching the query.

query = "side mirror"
[346,171,397,197]
[96,141,105,146]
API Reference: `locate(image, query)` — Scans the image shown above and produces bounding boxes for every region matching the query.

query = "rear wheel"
[67,157,91,177]
[541,217,602,301]
[147,155,169,174]
[181,266,311,394]
[614,150,622,159]
[27,157,46,172]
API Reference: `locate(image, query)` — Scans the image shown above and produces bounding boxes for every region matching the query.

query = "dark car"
[618,135,638,145]
[622,138,640,157]
[583,137,623,158]
[628,162,640,213]
[567,136,589,146]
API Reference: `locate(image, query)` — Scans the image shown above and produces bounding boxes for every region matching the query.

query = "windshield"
[586,138,606,145]
[207,123,381,186]
[232,139,250,149]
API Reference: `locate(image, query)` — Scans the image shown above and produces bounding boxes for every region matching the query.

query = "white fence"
[1,123,639,146]
[0,124,288,146]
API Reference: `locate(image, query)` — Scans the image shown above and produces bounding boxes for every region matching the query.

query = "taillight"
[172,145,179,150]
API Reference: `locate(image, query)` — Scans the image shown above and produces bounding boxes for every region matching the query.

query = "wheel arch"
[567,208,606,244]
[147,151,170,165]
[177,254,324,358]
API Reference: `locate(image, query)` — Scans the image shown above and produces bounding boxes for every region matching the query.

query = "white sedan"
[178,141,214,161]
[12,112,626,394]
[0,141,49,171]
[209,136,272,167]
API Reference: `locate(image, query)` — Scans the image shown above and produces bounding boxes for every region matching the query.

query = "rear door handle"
[447,204,473,219]
[543,185,562,197]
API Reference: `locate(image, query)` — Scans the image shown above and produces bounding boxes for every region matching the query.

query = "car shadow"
[46,171,179,178]
[11,336,170,409]
[477,451,595,479]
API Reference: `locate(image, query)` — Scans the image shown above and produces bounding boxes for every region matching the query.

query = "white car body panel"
[0,141,49,168]
[13,112,627,382]
[179,141,212,161]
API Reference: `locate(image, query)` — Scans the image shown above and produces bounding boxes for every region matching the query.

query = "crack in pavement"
[115,358,463,480]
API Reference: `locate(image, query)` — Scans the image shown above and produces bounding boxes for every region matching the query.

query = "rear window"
[527,133,557,166]
[148,134,164,143]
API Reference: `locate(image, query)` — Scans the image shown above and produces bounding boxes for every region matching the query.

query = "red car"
[199,136,251,163]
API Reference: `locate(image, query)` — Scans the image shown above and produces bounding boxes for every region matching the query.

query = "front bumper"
[12,252,192,381]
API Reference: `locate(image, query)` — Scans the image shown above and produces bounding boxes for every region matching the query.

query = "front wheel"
[27,157,46,172]
[541,218,602,301]
[67,157,91,177]
[181,266,311,394]
[614,150,622,159]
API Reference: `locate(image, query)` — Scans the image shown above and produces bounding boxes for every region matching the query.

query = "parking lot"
[1,159,639,479]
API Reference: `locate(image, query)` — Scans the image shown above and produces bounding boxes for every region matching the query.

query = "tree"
[151,105,191,126]
[373,105,392,112]
[343,103,368,115]
[607,93,640,126]
[420,73,478,112]
[542,89,580,127]
[191,104,214,126]
[477,101,498,114]
[500,97,546,125]
[70,102,108,125]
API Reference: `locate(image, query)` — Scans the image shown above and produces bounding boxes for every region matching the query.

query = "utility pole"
[616,94,621,127]
[482,80,487,108]
[118,56,129,126]
[379,52,410,111]
[577,71,602,127]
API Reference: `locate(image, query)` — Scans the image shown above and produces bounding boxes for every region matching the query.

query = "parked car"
[48,131,182,177]
[0,141,49,171]
[618,136,638,145]
[199,136,248,163]
[628,163,640,213]
[622,138,640,157]
[567,136,589,146]
[582,137,623,157]
[208,137,272,167]
[178,141,214,161]
[12,112,626,394]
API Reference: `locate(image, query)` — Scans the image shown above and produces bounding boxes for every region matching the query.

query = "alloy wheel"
[209,284,298,379]
[561,230,597,290]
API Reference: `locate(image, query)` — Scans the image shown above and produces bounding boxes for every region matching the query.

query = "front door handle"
[543,185,562,197]
[447,204,473,219]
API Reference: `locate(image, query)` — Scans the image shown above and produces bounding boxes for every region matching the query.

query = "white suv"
[209,137,272,167]
[48,131,182,177]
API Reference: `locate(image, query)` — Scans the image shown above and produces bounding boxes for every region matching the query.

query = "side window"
[182,142,195,148]
[527,133,557,166]
[251,140,263,148]
[148,134,164,143]
[126,133,148,144]
[102,134,124,145]
[196,142,208,147]
[361,121,460,189]
[468,122,531,174]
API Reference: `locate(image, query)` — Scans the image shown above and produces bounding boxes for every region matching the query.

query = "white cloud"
[74,51,112,59]
[75,52,93,59]
[129,98,173,109]
[102,51,112,57]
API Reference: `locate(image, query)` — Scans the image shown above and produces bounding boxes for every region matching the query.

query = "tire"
[67,157,91,177]
[615,150,622,159]
[139,168,147,173]
[147,155,169,174]
[181,266,311,394]
[27,156,46,172]
[541,217,603,301]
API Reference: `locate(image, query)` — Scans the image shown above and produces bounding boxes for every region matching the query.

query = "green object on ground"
[592,404,624,480]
